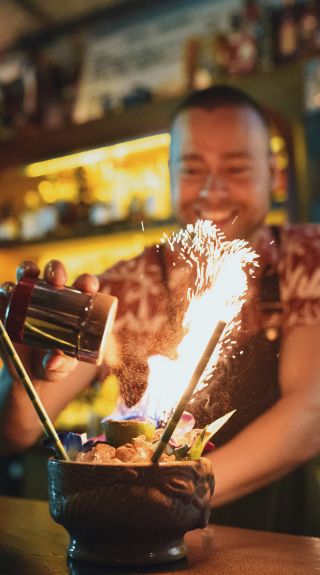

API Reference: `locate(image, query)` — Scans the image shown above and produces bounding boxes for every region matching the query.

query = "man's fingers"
[16,261,40,282]
[43,260,67,286]
[16,260,98,293]
[42,351,78,380]
[73,273,99,294]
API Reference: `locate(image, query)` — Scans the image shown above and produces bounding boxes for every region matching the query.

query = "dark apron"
[159,236,320,536]
[208,317,320,536]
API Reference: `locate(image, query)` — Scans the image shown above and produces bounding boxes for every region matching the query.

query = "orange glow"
[25,134,171,177]
[24,133,172,222]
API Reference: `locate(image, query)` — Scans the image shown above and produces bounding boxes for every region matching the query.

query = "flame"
[112,220,258,422]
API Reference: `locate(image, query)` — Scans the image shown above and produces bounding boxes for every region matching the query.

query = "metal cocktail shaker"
[4,276,118,364]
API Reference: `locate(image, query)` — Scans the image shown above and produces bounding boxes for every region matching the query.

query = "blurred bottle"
[192,36,216,90]
[145,195,156,219]
[227,12,258,75]
[259,3,274,71]
[20,207,41,241]
[184,37,202,90]
[0,202,19,242]
[19,191,59,242]
[89,201,113,227]
[244,0,265,69]
[275,0,298,63]
[37,203,59,237]
[75,167,91,231]
[128,195,144,224]
[212,31,230,77]
[299,0,320,57]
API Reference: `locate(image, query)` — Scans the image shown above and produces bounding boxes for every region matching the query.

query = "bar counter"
[0,495,319,575]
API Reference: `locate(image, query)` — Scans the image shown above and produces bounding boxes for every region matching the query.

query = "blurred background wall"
[0,0,319,281]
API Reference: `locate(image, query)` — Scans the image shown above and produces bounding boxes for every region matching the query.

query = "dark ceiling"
[0,0,151,52]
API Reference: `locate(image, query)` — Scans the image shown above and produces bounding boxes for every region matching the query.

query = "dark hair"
[172,84,269,130]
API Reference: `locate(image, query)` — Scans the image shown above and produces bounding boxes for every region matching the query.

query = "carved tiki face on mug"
[47,457,214,567]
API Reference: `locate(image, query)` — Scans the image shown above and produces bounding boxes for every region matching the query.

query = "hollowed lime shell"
[102,419,156,447]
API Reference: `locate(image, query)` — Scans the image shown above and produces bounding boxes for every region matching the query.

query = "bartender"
[0,85,320,535]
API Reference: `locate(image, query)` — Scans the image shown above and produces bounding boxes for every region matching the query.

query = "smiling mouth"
[198,209,238,225]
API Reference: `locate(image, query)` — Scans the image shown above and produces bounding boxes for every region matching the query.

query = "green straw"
[0,319,69,461]
[152,320,226,463]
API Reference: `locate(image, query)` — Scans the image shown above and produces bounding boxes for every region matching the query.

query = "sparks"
[113,220,259,422]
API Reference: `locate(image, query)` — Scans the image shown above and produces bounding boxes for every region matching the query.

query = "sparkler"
[150,220,258,462]
[0,319,69,461]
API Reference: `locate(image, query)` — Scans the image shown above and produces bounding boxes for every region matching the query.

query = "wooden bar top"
[0,495,319,575]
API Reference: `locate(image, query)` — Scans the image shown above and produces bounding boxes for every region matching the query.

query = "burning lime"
[102,419,156,447]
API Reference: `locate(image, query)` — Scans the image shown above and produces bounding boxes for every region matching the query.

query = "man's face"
[170,105,274,242]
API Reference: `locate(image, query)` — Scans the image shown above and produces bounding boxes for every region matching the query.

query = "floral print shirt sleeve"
[97,246,183,405]
[279,224,320,327]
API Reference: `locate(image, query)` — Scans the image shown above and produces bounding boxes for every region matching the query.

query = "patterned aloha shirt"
[99,224,320,413]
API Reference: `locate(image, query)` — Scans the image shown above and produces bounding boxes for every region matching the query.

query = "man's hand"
[0,259,100,381]
[0,259,102,453]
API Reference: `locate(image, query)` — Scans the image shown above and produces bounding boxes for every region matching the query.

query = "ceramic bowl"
[47,457,214,567]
